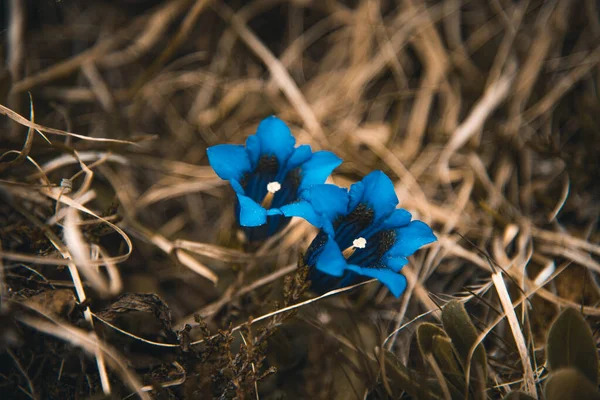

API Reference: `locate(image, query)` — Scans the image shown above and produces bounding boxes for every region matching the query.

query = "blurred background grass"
[0,0,599,398]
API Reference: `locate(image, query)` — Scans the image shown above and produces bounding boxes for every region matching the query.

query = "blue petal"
[304,184,349,222]
[383,255,409,272]
[307,268,360,295]
[345,265,407,297]
[236,194,267,226]
[245,135,261,169]
[255,116,296,163]
[278,200,322,228]
[387,220,437,258]
[284,145,313,172]
[348,171,398,222]
[207,144,251,181]
[230,179,245,195]
[315,236,347,277]
[380,208,412,230]
[298,151,343,190]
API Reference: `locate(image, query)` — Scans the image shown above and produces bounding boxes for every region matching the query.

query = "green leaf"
[417,323,447,356]
[441,300,488,379]
[544,368,600,400]
[546,307,599,385]
[432,335,464,379]
[502,391,536,400]
[417,325,465,399]
[431,335,467,399]
[382,349,444,400]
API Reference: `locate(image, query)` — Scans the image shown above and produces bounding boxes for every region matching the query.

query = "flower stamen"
[261,181,281,209]
[342,237,367,259]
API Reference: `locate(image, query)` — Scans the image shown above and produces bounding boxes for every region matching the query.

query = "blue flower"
[207,116,342,242]
[281,170,437,297]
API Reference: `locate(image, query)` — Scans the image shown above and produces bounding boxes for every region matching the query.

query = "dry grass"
[1,0,599,398]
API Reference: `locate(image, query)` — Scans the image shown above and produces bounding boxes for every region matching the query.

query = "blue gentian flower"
[281,170,437,297]
[207,116,342,242]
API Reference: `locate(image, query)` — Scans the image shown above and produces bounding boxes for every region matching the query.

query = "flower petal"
[284,144,313,172]
[207,144,251,181]
[348,171,398,222]
[298,151,343,190]
[383,255,409,272]
[255,116,296,163]
[380,208,412,230]
[387,220,437,258]
[236,193,267,227]
[230,179,245,195]
[304,184,349,221]
[278,200,322,228]
[345,265,407,297]
[307,268,360,295]
[245,135,261,169]
[315,236,347,277]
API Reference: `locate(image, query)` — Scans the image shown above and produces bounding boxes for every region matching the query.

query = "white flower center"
[353,237,367,249]
[261,181,281,208]
[342,237,367,259]
[267,181,281,193]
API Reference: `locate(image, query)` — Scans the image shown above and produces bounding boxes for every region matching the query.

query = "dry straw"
[1,0,599,398]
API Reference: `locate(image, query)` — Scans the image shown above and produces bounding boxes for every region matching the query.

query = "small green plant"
[382,304,600,400]
[381,300,487,399]
[543,307,600,400]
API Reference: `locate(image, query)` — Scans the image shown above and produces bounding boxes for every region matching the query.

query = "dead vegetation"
[0,0,599,398]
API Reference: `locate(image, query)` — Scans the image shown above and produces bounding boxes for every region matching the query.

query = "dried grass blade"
[18,312,149,400]
[491,271,537,397]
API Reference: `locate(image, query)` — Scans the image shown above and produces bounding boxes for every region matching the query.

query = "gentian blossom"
[281,170,436,297]
[207,116,342,241]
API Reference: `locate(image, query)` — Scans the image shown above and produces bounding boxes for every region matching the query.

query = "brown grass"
[1,0,599,398]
